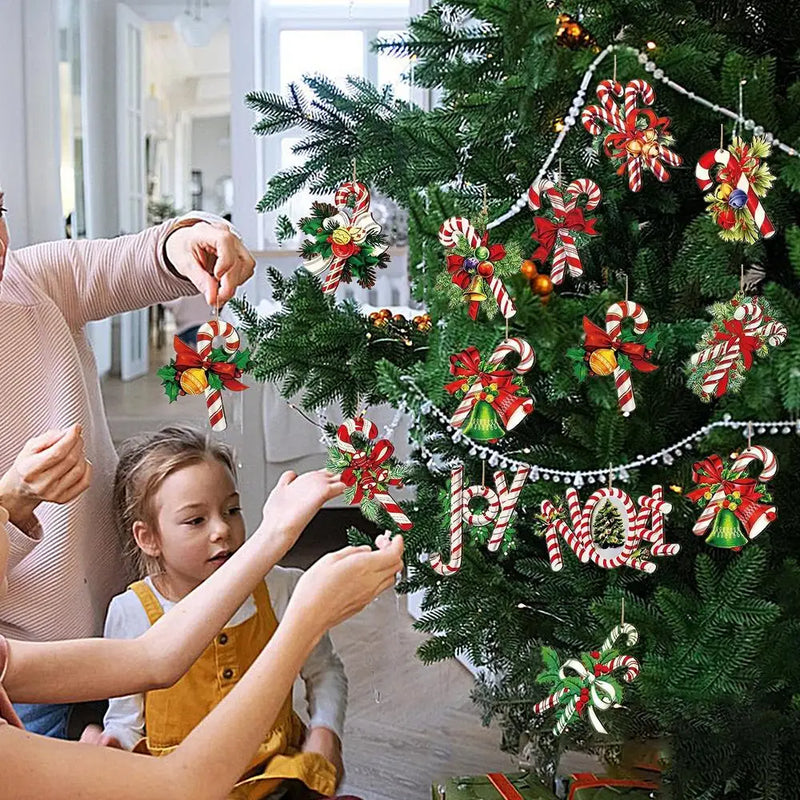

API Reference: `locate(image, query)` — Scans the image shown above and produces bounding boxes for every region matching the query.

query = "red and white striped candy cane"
[732,445,778,481]
[533,686,570,716]
[624,79,654,119]
[486,275,516,318]
[196,321,241,431]
[600,622,639,653]
[430,466,464,575]
[527,179,568,215]
[540,499,566,571]
[733,299,764,328]
[565,178,602,213]
[582,488,641,569]
[605,301,650,416]
[605,655,640,683]
[582,80,622,134]
[439,216,482,249]
[337,416,412,531]
[696,148,776,239]
[334,181,371,215]
[759,320,788,346]
[487,466,530,552]
[693,446,777,538]
[637,486,680,557]
[450,339,535,431]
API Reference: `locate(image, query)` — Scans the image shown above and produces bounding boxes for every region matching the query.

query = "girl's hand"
[254,470,346,558]
[79,724,124,749]
[286,536,404,636]
[0,425,92,530]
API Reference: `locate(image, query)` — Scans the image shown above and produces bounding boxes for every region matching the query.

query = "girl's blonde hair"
[113,425,237,580]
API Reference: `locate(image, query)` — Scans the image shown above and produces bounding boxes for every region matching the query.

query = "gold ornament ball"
[531,274,553,296]
[589,348,618,377]
[331,227,352,245]
[180,368,209,395]
[520,259,538,279]
[715,183,733,201]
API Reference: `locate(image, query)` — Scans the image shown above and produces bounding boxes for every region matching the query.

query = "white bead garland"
[485,43,799,231]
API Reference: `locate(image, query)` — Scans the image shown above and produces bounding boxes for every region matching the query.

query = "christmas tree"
[235,2,800,796]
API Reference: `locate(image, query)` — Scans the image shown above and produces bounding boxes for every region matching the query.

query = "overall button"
[218,633,228,645]
[222,668,234,680]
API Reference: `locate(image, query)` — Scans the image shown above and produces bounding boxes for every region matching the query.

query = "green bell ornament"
[461,399,505,442]
[705,507,748,549]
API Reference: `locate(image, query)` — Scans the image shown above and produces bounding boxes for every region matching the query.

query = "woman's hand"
[253,470,346,560]
[165,221,256,307]
[0,425,92,531]
[286,536,404,637]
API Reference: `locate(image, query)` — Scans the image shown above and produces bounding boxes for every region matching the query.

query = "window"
[259,1,411,248]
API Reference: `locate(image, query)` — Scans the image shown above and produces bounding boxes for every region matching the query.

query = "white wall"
[190,115,231,214]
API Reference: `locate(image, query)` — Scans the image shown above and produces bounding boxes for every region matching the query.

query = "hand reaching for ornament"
[254,469,347,561]
[0,425,92,532]
[165,221,256,307]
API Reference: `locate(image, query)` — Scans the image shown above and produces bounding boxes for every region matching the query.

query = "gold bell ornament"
[463,275,488,304]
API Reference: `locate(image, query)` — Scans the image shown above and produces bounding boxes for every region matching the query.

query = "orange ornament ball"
[180,367,209,395]
[531,274,553,296]
[588,348,618,377]
[520,259,538,279]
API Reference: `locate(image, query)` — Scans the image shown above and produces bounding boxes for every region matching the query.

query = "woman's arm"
[3,470,344,702]
[1,538,404,800]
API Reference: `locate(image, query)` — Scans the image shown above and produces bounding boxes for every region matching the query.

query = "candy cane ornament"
[196,321,242,431]
[534,622,640,736]
[688,294,788,401]
[430,464,530,576]
[301,180,389,294]
[439,216,517,319]
[696,137,776,242]
[605,301,651,416]
[582,79,681,192]
[527,178,601,285]
[332,416,412,531]
[447,338,536,440]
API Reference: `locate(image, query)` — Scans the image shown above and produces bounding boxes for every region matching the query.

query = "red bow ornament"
[582,318,658,374]
[173,336,248,391]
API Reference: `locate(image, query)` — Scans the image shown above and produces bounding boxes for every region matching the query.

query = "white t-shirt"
[102,566,347,750]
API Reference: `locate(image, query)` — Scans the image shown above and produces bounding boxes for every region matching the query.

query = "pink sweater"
[0,222,196,641]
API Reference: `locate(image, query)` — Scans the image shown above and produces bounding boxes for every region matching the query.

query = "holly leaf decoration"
[574,361,589,381]
[208,372,223,391]
[232,349,252,371]
[617,353,632,372]
[163,380,181,403]
[541,646,561,674]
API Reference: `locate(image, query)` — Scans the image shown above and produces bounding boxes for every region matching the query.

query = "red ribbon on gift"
[531,208,598,263]
[446,232,506,320]
[173,336,248,391]
[340,438,402,503]
[444,346,526,428]
[486,774,525,800]
[582,318,658,373]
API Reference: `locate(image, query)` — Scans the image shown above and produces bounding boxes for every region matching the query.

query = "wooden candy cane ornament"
[696,146,775,240]
[335,416,412,531]
[605,301,650,416]
[304,180,387,294]
[196,321,241,431]
[527,178,601,284]
[439,217,516,319]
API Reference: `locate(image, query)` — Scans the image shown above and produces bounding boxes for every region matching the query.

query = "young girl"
[0,457,404,798]
[99,426,349,800]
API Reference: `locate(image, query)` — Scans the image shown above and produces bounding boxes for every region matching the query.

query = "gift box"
[431,772,558,800]
[566,772,659,800]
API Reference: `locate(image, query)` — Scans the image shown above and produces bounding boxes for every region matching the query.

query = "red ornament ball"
[477,260,495,277]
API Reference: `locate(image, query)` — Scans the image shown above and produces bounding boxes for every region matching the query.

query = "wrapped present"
[431,772,558,800]
[566,772,659,799]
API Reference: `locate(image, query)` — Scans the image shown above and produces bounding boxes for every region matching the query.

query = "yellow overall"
[129,580,337,800]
